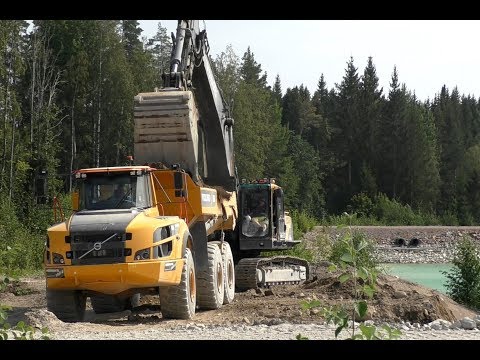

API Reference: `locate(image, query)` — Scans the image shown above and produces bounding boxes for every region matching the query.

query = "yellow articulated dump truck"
[45,165,237,321]
[45,19,238,322]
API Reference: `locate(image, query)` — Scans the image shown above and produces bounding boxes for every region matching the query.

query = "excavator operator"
[242,197,269,237]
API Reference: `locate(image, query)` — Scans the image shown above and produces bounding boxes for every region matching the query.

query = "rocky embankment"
[310,226,480,263]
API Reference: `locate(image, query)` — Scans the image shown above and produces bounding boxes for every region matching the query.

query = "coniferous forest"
[1,20,480,271]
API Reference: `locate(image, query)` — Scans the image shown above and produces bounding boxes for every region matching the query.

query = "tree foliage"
[443,237,480,310]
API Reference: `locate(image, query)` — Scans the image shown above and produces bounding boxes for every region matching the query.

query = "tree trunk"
[348,159,352,186]
[1,86,8,184]
[69,86,77,192]
[1,41,11,193]
[96,45,102,168]
[30,30,36,148]
[8,117,15,202]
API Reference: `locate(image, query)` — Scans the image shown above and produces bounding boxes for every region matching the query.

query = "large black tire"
[46,289,86,323]
[197,242,225,309]
[222,242,235,304]
[159,248,196,319]
[90,294,133,314]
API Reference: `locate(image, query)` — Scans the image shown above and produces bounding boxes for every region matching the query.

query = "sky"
[138,20,480,102]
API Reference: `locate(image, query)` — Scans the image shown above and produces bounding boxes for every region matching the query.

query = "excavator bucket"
[134,90,201,183]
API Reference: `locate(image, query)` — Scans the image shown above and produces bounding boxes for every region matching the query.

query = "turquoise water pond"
[382,263,453,294]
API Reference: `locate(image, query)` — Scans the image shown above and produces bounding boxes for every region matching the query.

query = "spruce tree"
[240,47,267,88]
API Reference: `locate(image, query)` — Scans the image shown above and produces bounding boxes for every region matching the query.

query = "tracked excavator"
[44,20,309,322]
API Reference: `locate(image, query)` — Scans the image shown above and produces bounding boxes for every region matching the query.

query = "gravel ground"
[48,322,480,340]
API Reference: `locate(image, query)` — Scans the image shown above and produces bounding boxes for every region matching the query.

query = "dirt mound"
[301,262,474,323]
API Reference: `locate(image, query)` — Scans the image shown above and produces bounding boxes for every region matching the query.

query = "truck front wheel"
[46,289,86,323]
[159,247,196,319]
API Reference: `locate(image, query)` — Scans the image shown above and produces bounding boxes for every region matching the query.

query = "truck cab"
[45,166,195,322]
[76,167,152,212]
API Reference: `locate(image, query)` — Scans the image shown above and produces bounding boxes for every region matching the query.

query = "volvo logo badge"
[93,242,102,251]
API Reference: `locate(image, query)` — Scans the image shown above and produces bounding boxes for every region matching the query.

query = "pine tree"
[121,20,143,61]
[312,74,328,115]
[432,85,465,218]
[146,22,172,89]
[272,74,282,105]
[403,93,440,211]
[358,57,383,195]
[240,47,267,88]
[287,134,325,217]
[281,85,318,137]
[329,57,361,206]
[377,66,407,200]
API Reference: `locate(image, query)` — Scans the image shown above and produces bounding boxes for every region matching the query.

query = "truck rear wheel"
[90,294,137,314]
[46,289,86,323]
[222,242,235,304]
[197,242,225,309]
[159,247,196,319]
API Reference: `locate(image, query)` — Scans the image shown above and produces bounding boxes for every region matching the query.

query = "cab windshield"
[241,188,269,237]
[78,172,150,210]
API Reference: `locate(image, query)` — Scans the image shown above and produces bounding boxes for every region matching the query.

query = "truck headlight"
[52,253,65,264]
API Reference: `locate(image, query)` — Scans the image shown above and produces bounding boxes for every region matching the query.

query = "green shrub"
[374,193,420,225]
[443,237,480,310]
[300,224,401,340]
[0,200,46,275]
[291,209,317,240]
[0,305,50,340]
[324,213,382,226]
[347,192,374,218]
[440,212,459,226]
[329,231,379,271]
[323,193,442,226]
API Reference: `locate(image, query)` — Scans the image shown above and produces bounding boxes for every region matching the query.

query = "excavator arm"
[134,20,236,191]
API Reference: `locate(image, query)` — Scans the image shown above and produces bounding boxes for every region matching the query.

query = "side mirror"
[72,191,79,212]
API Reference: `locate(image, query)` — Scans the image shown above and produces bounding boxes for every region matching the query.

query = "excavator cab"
[235,179,307,290]
[237,179,299,252]
[241,188,269,238]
